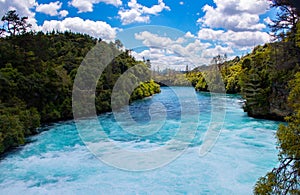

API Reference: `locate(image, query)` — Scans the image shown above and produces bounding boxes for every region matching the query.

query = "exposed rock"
[245,82,293,121]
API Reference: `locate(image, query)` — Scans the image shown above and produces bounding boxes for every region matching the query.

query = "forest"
[0,10,160,154]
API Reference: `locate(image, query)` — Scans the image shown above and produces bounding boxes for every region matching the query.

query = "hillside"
[0,31,160,154]
[188,37,300,121]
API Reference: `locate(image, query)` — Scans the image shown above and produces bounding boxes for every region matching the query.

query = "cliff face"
[245,82,292,121]
[269,82,293,119]
[239,41,299,121]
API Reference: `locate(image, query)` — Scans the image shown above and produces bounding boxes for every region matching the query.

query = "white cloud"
[118,8,150,25]
[184,31,195,39]
[41,17,118,40]
[185,39,209,53]
[142,0,170,15]
[132,27,271,69]
[176,37,186,44]
[223,30,270,48]
[198,28,224,41]
[135,31,174,47]
[132,48,194,71]
[202,45,234,59]
[36,1,68,17]
[69,0,122,13]
[118,0,170,25]
[264,16,273,25]
[194,0,272,60]
[59,10,69,17]
[198,0,270,31]
[133,31,212,67]
[134,31,211,56]
[179,2,184,5]
[198,28,270,50]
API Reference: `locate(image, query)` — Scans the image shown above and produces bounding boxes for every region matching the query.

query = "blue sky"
[0,0,277,69]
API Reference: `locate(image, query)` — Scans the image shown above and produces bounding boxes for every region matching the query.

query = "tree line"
[0,10,160,154]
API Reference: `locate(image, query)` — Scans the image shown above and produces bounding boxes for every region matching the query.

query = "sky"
[0,0,277,70]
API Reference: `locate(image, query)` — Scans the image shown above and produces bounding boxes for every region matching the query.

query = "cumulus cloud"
[133,31,213,67]
[198,28,270,50]
[59,10,69,17]
[197,0,270,31]
[141,0,170,15]
[36,1,68,17]
[197,28,224,41]
[194,0,272,58]
[118,0,170,25]
[41,17,118,40]
[132,27,270,68]
[119,9,150,24]
[69,0,122,13]
[184,31,195,38]
[132,47,195,71]
[135,31,174,47]
[223,30,270,48]
[134,31,211,56]
[202,45,234,59]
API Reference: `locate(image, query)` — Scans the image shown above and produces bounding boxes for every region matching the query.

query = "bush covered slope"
[0,31,160,154]
[188,35,300,120]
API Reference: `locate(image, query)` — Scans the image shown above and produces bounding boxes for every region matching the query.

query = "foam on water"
[0,87,280,194]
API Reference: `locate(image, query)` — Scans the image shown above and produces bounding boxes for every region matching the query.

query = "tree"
[254,72,300,194]
[211,54,227,70]
[0,10,31,36]
[269,0,300,43]
[146,59,151,69]
[114,39,123,49]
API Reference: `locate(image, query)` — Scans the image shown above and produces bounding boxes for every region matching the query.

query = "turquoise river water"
[0,87,280,194]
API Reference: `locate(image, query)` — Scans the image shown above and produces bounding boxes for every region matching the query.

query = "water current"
[0,87,280,194]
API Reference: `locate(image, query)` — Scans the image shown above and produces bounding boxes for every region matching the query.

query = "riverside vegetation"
[185,0,300,193]
[186,40,300,193]
[0,10,160,154]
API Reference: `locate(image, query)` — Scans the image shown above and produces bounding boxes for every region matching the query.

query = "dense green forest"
[0,11,160,154]
[187,37,299,121]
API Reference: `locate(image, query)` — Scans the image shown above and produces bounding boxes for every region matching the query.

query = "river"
[0,86,279,194]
